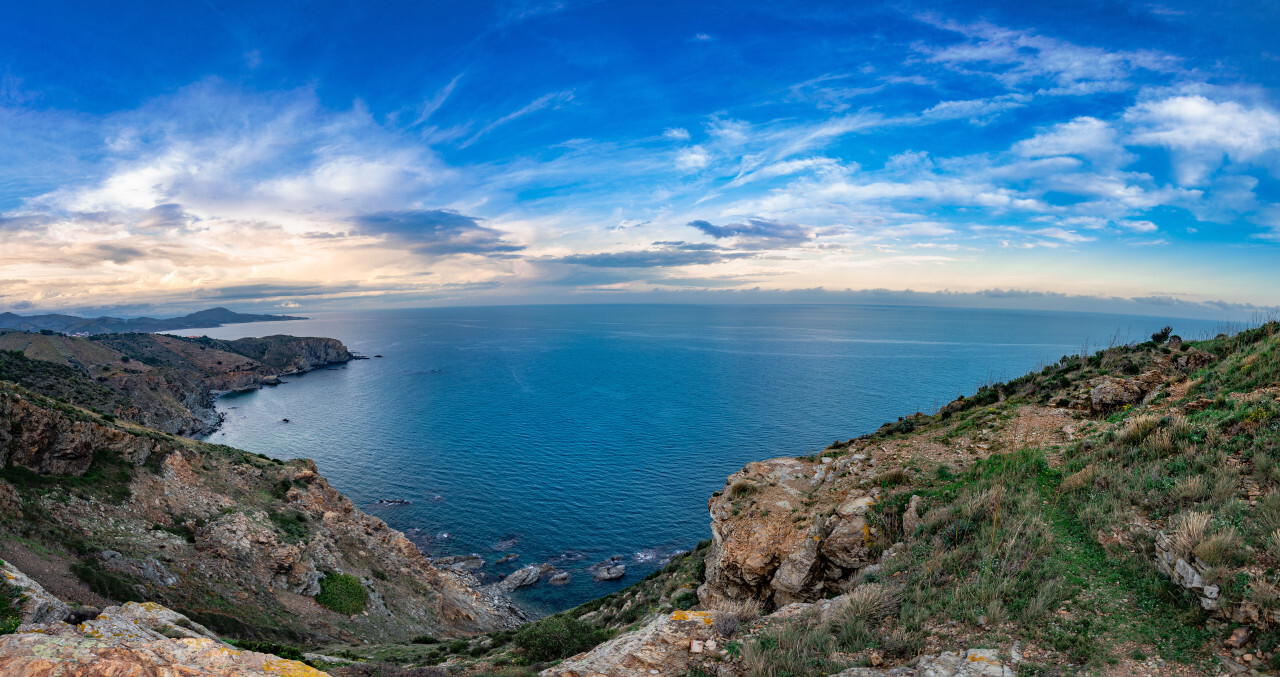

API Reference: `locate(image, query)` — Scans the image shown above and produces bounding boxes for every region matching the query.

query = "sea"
[175,304,1227,614]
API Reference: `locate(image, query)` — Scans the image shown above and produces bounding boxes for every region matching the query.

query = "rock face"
[0,600,327,676]
[0,383,526,643]
[541,610,719,677]
[700,456,882,608]
[0,391,166,475]
[3,559,71,625]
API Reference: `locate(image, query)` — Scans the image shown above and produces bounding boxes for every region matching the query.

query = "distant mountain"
[0,307,306,335]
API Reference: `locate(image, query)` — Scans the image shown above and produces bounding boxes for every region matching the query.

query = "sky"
[1,0,1279,319]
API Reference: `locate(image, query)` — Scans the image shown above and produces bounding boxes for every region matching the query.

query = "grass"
[314,573,368,615]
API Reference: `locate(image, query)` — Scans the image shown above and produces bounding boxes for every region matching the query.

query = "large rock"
[496,563,553,592]
[701,456,881,608]
[0,633,327,676]
[2,560,71,625]
[541,610,718,677]
[591,556,627,582]
[0,600,324,675]
[1088,376,1144,412]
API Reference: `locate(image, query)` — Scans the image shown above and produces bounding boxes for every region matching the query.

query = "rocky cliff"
[0,330,356,435]
[0,381,525,648]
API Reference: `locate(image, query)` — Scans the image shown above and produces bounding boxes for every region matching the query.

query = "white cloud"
[1124,95,1280,184]
[920,93,1030,124]
[675,145,710,171]
[1013,116,1129,165]
[1116,219,1159,232]
[663,127,691,141]
[918,17,1180,96]
[460,90,575,148]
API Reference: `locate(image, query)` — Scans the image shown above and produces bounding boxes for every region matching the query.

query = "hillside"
[0,380,525,649]
[355,322,1279,676]
[5,323,1280,676]
[0,330,355,435]
[0,306,305,334]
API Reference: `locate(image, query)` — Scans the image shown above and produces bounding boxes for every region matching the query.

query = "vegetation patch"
[314,572,368,615]
[512,613,614,662]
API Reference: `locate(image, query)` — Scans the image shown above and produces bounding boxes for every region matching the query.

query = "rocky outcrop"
[0,390,165,475]
[700,455,883,608]
[590,556,626,582]
[3,559,71,625]
[0,600,327,676]
[0,385,526,643]
[541,610,720,677]
[495,563,553,592]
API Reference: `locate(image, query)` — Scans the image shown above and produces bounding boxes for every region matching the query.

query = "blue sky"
[1,0,1278,318]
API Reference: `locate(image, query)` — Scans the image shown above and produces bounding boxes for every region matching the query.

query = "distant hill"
[0,307,305,335]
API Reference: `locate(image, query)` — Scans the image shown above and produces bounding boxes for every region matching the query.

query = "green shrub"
[513,614,613,662]
[672,590,698,610]
[314,572,367,615]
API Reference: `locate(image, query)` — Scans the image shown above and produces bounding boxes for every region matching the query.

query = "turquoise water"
[188,304,1222,614]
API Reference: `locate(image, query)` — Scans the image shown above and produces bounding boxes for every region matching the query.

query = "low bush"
[512,614,613,662]
[314,572,367,615]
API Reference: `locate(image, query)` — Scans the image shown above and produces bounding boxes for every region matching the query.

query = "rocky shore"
[0,330,359,436]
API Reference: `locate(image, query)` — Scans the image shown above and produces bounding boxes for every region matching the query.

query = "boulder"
[497,563,553,592]
[541,610,717,677]
[903,495,924,535]
[549,571,571,585]
[1089,376,1144,412]
[2,560,71,625]
[591,556,627,581]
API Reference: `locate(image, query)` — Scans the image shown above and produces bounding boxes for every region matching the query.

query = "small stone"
[690,640,704,654]
[1244,653,1254,662]
[705,640,717,650]
[1226,627,1251,649]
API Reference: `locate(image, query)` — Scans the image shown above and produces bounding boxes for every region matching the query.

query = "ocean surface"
[180,304,1224,614]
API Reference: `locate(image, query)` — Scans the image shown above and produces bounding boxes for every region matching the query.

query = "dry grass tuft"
[840,582,898,621]
[1170,511,1212,558]
[708,597,761,637]
[1194,526,1243,566]
[1060,464,1096,492]
[1118,415,1161,445]
[1173,475,1208,503]
[1145,429,1177,457]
